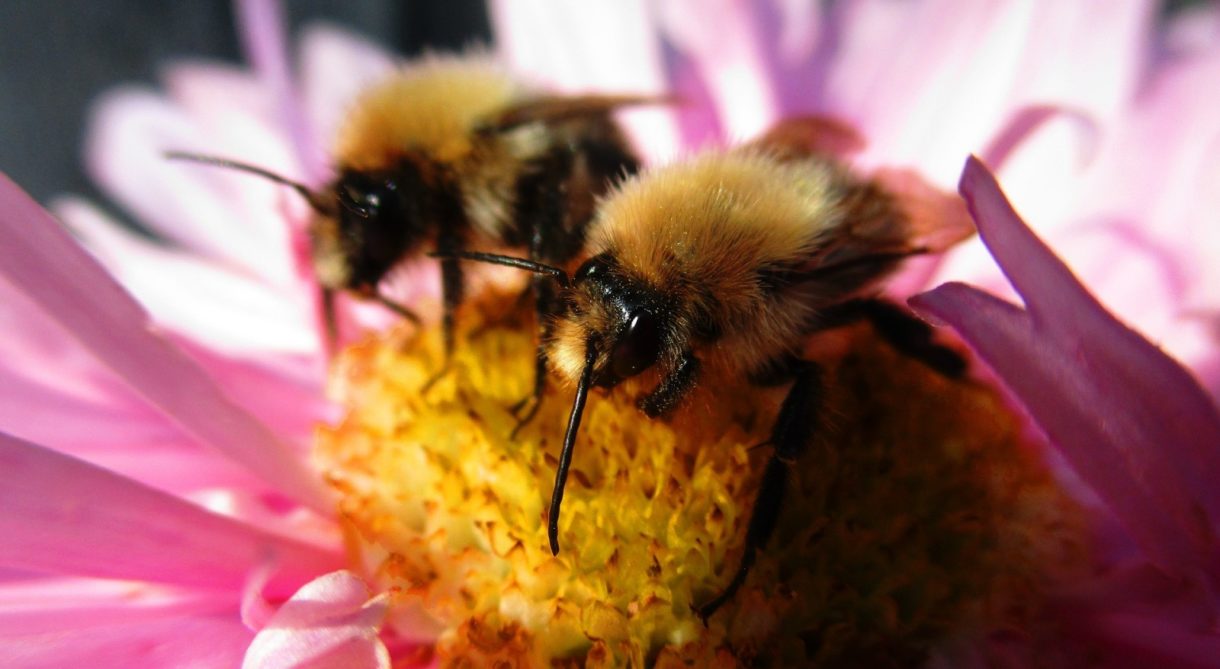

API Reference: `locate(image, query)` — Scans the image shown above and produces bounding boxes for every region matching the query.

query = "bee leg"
[320,287,339,356]
[372,292,422,325]
[695,360,823,623]
[821,298,966,378]
[510,181,569,432]
[422,254,464,392]
[638,350,701,418]
[509,319,550,439]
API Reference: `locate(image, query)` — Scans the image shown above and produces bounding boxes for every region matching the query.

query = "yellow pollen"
[314,296,1086,667]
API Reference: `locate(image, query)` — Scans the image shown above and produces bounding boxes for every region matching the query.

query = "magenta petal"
[243,571,389,669]
[959,156,1220,517]
[910,157,1220,587]
[1062,611,1220,669]
[912,284,1211,575]
[0,175,330,512]
[0,432,340,596]
[4,614,252,669]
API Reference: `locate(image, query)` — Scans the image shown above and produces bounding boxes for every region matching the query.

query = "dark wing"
[787,169,975,293]
[743,116,867,162]
[486,94,674,132]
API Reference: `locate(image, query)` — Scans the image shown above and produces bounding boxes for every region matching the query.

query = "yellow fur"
[556,147,884,381]
[333,54,525,170]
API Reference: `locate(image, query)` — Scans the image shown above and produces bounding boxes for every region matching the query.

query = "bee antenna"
[548,339,597,555]
[164,151,329,215]
[429,250,571,288]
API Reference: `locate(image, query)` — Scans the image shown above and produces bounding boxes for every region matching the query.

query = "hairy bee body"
[453,119,974,618]
[312,55,640,308]
[551,146,926,390]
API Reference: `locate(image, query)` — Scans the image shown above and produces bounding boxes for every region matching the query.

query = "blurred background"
[0,0,1207,209]
[0,0,490,206]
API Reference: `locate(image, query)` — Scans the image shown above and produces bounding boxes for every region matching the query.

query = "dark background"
[0,0,1208,209]
[0,1,491,206]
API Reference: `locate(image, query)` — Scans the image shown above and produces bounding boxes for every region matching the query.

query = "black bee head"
[571,253,666,388]
[312,162,428,291]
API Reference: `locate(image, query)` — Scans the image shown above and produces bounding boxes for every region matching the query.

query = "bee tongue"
[547,339,597,555]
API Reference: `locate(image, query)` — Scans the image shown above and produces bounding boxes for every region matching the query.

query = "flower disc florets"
[316,296,1085,666]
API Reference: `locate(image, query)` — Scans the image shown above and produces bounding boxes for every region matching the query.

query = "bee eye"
[610,310,661,379]
[339,179,395,219]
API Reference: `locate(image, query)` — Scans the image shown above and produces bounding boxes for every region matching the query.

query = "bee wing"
[744,116,867,161]
[488,94,673,132]
[870,167,975,254]
[790,169,974,289]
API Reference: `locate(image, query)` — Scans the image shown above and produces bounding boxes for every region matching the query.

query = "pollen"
[315,296,1087,667]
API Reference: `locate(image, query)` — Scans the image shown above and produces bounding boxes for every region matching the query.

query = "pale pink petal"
[4,614,252,669]
[84,88,297,283]
[1074,54,1220,311]
[0,175,329,510]
[298,24,397,169]
[910,157,1220,590]
[656,0,778,142]
[824,0,1150,186]
[0,432,339,595]
[489,0,680,162]
[237,0,325,184]
[55,196,319,356]
[243,571,389,669]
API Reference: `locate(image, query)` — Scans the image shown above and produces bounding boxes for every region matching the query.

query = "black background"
[0,1,490,206]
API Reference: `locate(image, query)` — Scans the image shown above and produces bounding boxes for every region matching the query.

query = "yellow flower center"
[315,295,1086,667]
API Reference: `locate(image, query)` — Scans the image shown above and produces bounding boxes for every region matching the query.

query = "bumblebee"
[444,117,974,618]
[171,54,650,408]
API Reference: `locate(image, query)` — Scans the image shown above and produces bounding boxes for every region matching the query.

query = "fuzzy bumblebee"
[317,300,1086,667]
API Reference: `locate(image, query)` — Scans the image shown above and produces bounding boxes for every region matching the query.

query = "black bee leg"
[509,196,566,434]
[695,360,823,623]
[422,255,464,392]
[320,287,339,356]
[509,315,552,439]
[372,291,422,325]
[638,350,701,418]
[821,298,966,379]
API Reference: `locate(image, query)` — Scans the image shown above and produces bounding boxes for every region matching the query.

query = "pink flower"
[2,0,1218,666]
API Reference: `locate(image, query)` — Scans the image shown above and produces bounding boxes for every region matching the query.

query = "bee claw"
[690,601,713,628]
[509,397,542,439]
[421,362,453,393]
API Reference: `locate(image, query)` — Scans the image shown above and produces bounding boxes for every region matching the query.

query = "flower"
[1,1,1218,667]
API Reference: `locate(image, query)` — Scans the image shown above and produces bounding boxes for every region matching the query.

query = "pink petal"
[0,577,234,636]
[4,615,252,669]
[909,157,1220,588]
[0,175,330,511]
[55,197,318,356]
[824,0,1150,186]
[298,24,396,170]
[236,0,325,184]
[488,0,680,162]
[0,433,341,595]
[84,88,298,283]
[979,104,1099,172]
[657,0,778,142]
[243,571,389,669]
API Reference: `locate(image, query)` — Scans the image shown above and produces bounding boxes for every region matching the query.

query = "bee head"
[312,163,428,291]
[559,253,666,389]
